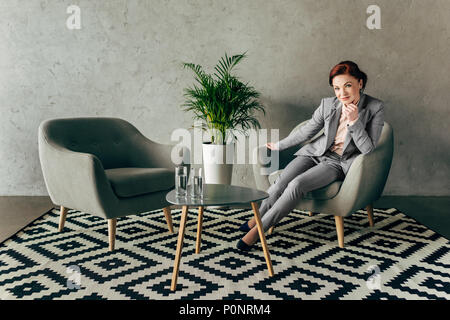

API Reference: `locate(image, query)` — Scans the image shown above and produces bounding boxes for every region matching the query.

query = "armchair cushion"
[105,167,174,198]
[268,170,343,200]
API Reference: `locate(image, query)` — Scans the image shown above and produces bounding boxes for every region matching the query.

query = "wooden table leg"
[195,206,204,254]
[251,202,274,277]
[170,205,189,291]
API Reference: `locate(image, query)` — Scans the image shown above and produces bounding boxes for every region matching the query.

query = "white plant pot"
[202,142,234,185]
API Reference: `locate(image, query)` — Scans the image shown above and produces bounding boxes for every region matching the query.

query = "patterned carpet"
[0,206,449,300]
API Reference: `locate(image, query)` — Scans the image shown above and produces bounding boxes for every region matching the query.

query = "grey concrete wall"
[1,0,449,196]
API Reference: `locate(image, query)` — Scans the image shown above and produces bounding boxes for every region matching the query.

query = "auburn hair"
[329,61,368,89]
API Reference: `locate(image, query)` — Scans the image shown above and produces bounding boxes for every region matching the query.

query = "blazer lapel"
[342,93,368,155]
[325,99,342,149]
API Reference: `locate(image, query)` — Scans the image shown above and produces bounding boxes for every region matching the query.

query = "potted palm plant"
[181,52,265,184]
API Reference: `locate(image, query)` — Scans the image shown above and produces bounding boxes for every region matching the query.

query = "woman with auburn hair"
[237,60,385,251]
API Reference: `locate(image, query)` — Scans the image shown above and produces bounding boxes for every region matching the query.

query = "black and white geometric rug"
[0,207,449,300]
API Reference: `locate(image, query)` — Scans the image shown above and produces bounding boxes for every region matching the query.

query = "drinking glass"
[190,167,203,199]
[175,166,187,197]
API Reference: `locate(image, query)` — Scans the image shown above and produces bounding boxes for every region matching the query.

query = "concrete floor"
[373,196,450,239]
[0,196,54,243]
[0,196,449,243]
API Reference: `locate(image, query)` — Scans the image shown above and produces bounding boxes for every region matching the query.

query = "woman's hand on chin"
[343,103,359,123]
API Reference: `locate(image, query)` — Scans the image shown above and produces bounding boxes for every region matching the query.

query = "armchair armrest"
[38,130,118,218]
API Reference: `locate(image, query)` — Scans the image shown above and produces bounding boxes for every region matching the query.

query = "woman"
[237,60,385,251]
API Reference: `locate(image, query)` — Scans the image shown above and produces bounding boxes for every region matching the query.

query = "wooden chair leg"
[58,206,69,232]
[108,218,117,251]
[163,206,174,233]
[308,211,312,217]
[366,204,374,227]
[334,216,344,248]
[268,226,274,235]
[195,206,204,254]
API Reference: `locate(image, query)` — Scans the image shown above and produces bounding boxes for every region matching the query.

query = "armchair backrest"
[39,117,141,169]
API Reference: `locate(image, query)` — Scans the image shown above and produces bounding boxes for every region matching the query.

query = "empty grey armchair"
[38,117,190,251]
[253,121,393,248]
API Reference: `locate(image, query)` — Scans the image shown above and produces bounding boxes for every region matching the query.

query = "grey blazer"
[276,93,385,175]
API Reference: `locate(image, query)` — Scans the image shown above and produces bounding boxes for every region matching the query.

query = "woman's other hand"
[265,142,279,150]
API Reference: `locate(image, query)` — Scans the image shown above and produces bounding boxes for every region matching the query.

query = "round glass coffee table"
[166,184,273,291]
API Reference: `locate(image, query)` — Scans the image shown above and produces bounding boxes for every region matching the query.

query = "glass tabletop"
[166,184,268,206]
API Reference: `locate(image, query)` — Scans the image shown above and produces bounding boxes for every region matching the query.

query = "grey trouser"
[258,150,345,231]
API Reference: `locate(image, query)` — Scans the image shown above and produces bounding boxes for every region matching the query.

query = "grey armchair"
[253,121,393,248]
[38,117,190,251]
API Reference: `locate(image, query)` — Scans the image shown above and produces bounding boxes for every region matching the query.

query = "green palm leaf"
[181,52,265,144]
